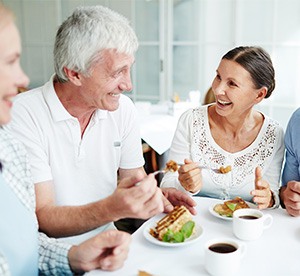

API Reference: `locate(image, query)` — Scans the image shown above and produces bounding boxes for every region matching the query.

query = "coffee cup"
[204,238,247,276]
[233,208,273,241]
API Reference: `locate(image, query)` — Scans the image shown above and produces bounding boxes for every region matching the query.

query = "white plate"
[209,200,257,221]
[143,217,203,247]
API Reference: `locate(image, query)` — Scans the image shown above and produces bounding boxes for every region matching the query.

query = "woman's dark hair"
[222,46,275,98]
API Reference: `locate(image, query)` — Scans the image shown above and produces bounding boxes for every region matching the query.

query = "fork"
[152,165,222,175]
[152,170,167,176]
[198,166,223,174]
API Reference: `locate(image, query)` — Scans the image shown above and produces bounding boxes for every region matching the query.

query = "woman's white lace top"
[160,105,284,205]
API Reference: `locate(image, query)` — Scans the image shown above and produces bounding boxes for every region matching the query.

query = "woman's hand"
[178,159,202,193]
[250,167,274,209]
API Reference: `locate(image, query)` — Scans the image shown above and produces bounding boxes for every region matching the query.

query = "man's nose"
[119,71,133,92]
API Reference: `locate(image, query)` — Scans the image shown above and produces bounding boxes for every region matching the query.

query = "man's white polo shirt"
[7,77,144,244]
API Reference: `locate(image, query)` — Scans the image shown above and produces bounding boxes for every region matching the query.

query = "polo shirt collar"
[42,75,108,122]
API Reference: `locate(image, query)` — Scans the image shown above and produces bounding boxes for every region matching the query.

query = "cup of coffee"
[233,208,273,241]
[204,238,247,276]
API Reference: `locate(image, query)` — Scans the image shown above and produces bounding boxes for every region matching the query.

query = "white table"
[87,197,300,276]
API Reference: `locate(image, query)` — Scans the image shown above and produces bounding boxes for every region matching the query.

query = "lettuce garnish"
[162,221,195,243]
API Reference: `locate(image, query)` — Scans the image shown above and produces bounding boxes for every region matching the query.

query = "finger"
[286,205,300,217]
[257,203,268,210]
[93,230,131,249]
[134,188,164,219]
[166,192,197,215]
[255,167,263,189]
[118,175,143,189]
[251,188,269,197]
[131,174,158,199]
[287,181,300,194]
[99,247,129,271]
[257,181,269,190]
[252,195,269,209]
[253,195,268,204]
[162,195,174,213]
[184,158,193,164]
[179,160,199,173]
[178,193,197,207]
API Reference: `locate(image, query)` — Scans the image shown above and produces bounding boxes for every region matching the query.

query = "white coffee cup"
[233,208,273,241]
[204,238,247,276]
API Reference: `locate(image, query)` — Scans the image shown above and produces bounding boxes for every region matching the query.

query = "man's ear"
[255,87,267,103]
[63,67,82,86]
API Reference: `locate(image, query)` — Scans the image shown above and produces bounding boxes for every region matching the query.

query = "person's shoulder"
[0,129,27,158]
[177,105,206,126]
[284,107,300,135]
[13,86,43,106]
[190,104,208,119]
[288,107,300,123]
[262,113,284,134]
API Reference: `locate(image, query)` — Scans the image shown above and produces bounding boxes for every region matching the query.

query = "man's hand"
[251,167,273,209]
[69,230,131,273]
[178,159,202,193]
[161,187,197,215]
[280,181,300,216]
[108,173,164,221]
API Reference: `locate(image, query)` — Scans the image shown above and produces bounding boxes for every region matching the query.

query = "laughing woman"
[161,46,284,209]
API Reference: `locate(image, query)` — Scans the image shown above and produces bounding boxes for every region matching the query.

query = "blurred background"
[3,0,300,130]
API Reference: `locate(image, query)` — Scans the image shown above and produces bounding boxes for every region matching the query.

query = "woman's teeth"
[218,99,232,106]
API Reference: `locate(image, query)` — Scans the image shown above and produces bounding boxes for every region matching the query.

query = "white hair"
[54,5,138,83]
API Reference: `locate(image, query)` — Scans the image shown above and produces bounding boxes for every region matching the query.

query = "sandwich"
[150,205,195,243]
[213,196,250,217]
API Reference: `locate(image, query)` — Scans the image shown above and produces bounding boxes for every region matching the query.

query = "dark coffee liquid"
[239,215,259,220]
[209,243,237,253]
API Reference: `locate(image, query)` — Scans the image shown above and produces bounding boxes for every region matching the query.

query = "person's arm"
[280,109,300,215]
[36,168,164,238]
[38,232,72,275]
[281,111,300,187]
[38,229,131,275]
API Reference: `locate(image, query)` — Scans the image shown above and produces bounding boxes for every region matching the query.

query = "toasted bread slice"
[151,205,192,240]
[213,203,232,217]
[213,197,250,217]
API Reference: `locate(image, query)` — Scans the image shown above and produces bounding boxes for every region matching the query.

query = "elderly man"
[7,5,196,245]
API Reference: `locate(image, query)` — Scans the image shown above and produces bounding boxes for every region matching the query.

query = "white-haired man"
[7,5,196,245]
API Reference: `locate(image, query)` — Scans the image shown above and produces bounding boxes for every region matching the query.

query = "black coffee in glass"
[239,215,259,220]
[209,243,237,253]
